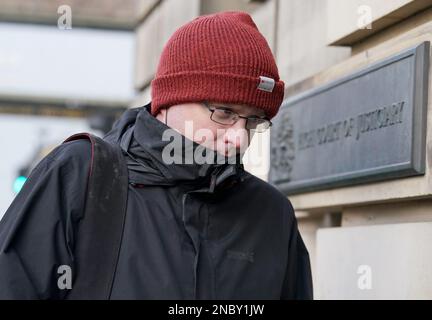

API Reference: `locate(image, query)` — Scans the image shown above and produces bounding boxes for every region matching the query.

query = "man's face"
[155,102,266,158]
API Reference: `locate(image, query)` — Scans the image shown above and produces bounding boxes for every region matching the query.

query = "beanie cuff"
[151,71,284,119]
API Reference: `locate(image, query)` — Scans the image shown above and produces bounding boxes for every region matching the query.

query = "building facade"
[3,0,432,299]
[134,0,432,299]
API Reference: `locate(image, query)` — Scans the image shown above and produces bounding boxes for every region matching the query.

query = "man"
[0,11,313,299]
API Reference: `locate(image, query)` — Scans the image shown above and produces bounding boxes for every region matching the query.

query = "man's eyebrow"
[210,103,266,118]
[210,102,267,119]
[240,109,266,118]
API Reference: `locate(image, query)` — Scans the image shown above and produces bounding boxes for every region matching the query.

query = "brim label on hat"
[258,76,275,92]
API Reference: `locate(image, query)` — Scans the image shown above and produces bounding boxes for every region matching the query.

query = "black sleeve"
[0,139,91,299]
[280,200,314,300]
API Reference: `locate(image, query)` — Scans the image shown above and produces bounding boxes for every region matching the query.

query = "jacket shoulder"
[0,138,93,299]
[35,138,92,174]
[54,138,92,163]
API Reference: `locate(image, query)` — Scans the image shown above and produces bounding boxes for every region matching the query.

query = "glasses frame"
[202,101,272,133]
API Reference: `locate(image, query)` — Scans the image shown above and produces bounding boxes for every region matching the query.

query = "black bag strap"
[61,133,129,299]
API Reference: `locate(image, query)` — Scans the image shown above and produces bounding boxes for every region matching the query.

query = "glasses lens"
[211,108,237,125]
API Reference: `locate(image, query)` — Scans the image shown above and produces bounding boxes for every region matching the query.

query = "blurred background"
[3,0,432,299]
[0,0,276,218]
[0,0,138,217]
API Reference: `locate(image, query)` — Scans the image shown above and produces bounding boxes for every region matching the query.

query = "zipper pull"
[130,182,145,188]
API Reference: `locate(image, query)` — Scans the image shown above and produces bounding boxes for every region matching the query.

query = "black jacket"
[0,103,313,299]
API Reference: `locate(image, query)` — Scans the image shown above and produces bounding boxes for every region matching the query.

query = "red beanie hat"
[150,11,285,119]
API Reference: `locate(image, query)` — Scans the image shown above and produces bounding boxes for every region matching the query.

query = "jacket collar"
[118,103,245,192]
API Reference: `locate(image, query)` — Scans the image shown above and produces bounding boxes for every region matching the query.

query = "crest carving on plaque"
[270,110,296,182]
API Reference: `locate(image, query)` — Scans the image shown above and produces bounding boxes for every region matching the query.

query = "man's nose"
[223,119,249,149]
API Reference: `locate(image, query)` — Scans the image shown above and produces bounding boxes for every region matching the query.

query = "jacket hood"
[103,103,245,192]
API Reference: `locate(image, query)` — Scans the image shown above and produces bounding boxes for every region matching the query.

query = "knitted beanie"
[150,11,285,119]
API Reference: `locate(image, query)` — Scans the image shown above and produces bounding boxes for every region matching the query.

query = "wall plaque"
[270,42,429,195]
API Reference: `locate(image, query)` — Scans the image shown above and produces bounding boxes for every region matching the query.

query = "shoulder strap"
[61,133,128,300]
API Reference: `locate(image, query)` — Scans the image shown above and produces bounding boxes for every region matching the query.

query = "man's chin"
[214,149,243,163]
[215,148,233,157]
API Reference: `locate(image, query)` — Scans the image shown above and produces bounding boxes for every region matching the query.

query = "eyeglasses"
[202,101,272,133]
